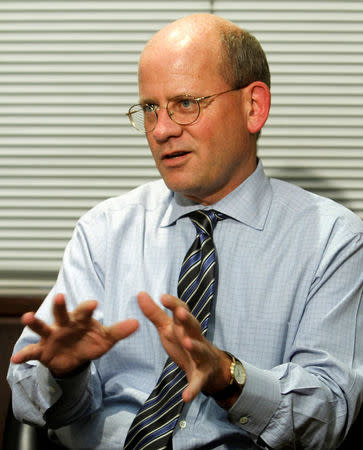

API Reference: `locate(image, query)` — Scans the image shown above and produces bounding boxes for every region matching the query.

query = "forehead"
[138,32,226,99]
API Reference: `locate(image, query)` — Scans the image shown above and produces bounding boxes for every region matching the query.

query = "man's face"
[138,35,257,205]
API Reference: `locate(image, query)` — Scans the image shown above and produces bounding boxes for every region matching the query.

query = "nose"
[151,108,183,142]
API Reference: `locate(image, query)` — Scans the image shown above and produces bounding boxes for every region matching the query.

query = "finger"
[173,305,201,339]
[72,300,98,323]
[52,293,70,326]
[137,292,170,329]
[11,343,42,364]
[182,334,207,362]
[182,374,205,403]
[22,312,52,338]
[161,294,189,314]
[107,318,139,343]
[181,339,215,403]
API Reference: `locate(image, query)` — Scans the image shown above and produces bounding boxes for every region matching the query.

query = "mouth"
[162,151,191,160]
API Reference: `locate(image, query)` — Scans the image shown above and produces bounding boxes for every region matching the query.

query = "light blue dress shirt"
[8,161,363,449]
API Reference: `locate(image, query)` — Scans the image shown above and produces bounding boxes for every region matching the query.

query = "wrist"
[52,360,91,380]
[203,351,246,409]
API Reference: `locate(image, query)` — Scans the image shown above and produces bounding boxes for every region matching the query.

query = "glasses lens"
[168,96,200,125]
[128,104,156,132]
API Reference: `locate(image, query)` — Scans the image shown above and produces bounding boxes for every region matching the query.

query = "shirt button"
[179,420,187,429]
[239,416,249,425]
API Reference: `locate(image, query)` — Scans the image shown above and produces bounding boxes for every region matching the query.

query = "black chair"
[2,402,64,450]
[338,406,361,449]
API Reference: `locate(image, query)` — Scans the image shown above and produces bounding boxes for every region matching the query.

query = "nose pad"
[155,108,174,125]
[152,108,182,140]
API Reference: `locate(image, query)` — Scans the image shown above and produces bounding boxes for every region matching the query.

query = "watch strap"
[203,351,245,402]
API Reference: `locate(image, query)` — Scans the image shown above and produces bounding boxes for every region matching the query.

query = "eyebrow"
[138,92,199,106]
[139,98,158,106]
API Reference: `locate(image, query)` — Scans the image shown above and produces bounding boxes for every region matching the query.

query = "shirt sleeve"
[8,359,102,428]
[7,210,107,428]
[228,225,363,449]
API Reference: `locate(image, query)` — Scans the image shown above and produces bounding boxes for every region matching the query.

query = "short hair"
[219,28,271,90]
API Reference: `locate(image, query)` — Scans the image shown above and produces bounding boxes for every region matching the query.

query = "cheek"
[145,136,158,160]
[200,119,248,172]
[193,118,224,151]
[198,124,231,163]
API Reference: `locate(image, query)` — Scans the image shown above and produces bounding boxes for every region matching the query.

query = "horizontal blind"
[214,1,363,218]
[1,1,362,297]
[0,1,210,296]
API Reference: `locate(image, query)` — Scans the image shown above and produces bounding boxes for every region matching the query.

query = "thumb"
[107,318,139,342]
[137,291,170,329]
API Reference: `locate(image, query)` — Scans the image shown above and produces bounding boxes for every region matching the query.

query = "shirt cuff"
[53,364,91,405]
[228,360,281,436]
[37,362,91,410]
[36,363,63,408]
[42,362,92,428]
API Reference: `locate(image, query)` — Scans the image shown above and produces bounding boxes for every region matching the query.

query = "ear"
[246,82,271,134]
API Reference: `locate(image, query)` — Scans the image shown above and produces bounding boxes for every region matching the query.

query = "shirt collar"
[160,160,272,231]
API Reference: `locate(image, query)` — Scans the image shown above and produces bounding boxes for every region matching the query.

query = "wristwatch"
[226,351,246,388]
[211,351,246,402]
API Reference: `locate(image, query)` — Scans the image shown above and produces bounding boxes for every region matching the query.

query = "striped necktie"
[124,210,225,450]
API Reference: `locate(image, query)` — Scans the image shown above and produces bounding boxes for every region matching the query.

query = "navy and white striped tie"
[124,210,225,450]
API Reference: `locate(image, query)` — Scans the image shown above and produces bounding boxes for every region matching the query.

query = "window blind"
[0,1,210,296]
[215,0,363,216]
[0,0,362,296]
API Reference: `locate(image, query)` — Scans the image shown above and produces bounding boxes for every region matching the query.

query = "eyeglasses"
[126,86,245,133]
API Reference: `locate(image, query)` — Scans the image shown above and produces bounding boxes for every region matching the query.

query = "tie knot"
[188,209,225,236]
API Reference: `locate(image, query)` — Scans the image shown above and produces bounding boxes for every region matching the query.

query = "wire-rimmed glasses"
[126,87,245,133]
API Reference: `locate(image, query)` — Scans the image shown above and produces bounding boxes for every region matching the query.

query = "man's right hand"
[11,293,139,377]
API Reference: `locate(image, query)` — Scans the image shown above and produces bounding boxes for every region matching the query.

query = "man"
[8,13,363,449]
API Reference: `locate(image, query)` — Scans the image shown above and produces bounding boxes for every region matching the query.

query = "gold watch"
[209,351,246,402]
[226,351,246,388]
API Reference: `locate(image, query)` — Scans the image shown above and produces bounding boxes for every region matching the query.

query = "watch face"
[234,362,246,385]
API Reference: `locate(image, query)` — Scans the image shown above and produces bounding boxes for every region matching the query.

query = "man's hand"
[11,293,139,377]
[137,292,232,404]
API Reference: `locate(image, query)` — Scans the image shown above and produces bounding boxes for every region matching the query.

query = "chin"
[162,175,195,195]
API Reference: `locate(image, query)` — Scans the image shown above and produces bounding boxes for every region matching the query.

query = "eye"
[143,104,156,113]
[172,97,198,115]
[179,98,193,109]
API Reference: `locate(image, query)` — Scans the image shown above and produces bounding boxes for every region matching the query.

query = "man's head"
[137,14,270,205]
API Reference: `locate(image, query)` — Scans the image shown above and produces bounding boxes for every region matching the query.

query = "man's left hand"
[137,292,232,403]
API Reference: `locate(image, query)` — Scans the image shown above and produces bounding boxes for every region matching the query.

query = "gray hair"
[219,28,271,90]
